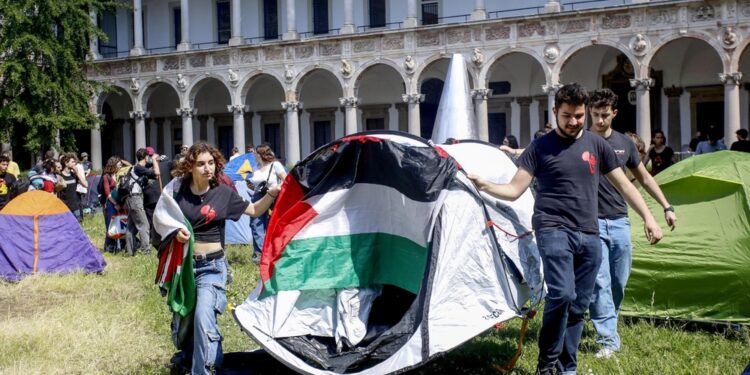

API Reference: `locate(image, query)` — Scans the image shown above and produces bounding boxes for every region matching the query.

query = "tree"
[0,0,119,158]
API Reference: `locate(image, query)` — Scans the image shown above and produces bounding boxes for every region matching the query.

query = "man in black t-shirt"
[469,84,663,375]
[126,148,158,256]
[587,89,677,359]
[731,129,750,152]
[0,155,17,210]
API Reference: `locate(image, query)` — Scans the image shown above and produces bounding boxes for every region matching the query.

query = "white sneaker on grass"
[595,347,615,359]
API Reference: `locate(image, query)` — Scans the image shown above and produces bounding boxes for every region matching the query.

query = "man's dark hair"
[737,129,748,139]
[554,83,589,109]
[0,155,9,164]
[589,88,618,110]
[136,148,149,161]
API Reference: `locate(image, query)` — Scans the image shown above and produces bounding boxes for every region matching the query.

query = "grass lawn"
[1,213,748,374]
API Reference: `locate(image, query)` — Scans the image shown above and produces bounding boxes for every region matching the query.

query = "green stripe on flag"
[262,233,428,297]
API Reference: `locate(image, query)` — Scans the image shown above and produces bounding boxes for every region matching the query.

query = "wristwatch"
[664,206,675,213]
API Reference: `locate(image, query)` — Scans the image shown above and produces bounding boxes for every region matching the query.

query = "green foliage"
[0,0,120,153]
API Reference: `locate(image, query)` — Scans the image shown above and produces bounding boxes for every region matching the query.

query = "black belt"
[194,250,224,261]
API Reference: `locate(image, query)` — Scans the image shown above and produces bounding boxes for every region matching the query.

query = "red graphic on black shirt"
[581,151,597,175]
[200,205,217,224]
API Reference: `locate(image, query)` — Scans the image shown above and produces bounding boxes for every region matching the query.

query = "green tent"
[623,151,750,324]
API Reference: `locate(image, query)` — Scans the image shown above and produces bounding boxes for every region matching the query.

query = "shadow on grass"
[622,316,748,340]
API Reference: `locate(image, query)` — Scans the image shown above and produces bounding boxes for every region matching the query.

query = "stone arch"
[731,37,750,72]
[558,38,636,80]
[645,32,727,74]
[139,78,181,112]
[185,74,232,109]
[291,64,345,96]
[351,58,408,95]
[238,70,285,105]
[481,47,550,88]
[96,84,133,115]
[413,54,478,93]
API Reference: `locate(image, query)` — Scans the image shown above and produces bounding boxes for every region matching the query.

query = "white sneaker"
[595,348,615,359]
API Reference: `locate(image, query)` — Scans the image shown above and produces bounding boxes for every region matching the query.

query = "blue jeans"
[589,217,632,351]
[536,227,602,374]
[103,200,116,250]
[171,256,228,374]
[249,191,269,254]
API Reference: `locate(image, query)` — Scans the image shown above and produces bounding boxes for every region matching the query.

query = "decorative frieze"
[113,62,133,75]
[601,14,631,29]
[382,36,404,50]
[265,47,284,61]
[691,5,715,21]
[417,31,441,47]
[320,42,342,56]
[294,45,314,59]
[649,9,678,25]
[241,50,258,64]
[212,53,230,66]
[189,54,206,68]
[163,57,184,71]
[140,60,156,73]
[353,38,376,53]
[446,28,472,44]
[741,0,750,17]
[485,25,510,40]
[519,22,545,38]
[560,19,590,34]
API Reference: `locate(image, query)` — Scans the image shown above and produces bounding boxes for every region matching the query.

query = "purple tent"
[0,191,106,282]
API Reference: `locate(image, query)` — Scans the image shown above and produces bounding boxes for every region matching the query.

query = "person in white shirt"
[246,144,287,261]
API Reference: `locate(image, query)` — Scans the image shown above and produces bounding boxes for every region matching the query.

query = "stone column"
[630,78,654,146]
[720,72,742,146]
[339,97,359,135]
[300,110,311,158]
[283,0,298,40]
[123,121,133,161]
[90,11,101,59]
[402,93,424,136]
[405,0,418,28]
[206,116,216,147]
[544,1,561,13]
[149,119,158,148]
[664,86,683,151]
[471,0,487,21]
[163,119,173,157]
[472,89,492,142]
[129,110,148,150]
[741,84,750,131]
[530,99,541,137]
[177,107,195,147]
[91,117,103,170]
[388,104,399,131]
[517,97,532,146]
[679,90,692,149]
[228,104,247,153]
[341,0,355,34]
[334,108,345,139]
[251,113,262,147]
[229,0,243,46]
[130,0,145,56]
[510,100,521,140]
[542,83,561,127]
[281,101,302,165]
[177,0,191,51]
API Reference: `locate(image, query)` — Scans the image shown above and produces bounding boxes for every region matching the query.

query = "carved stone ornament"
[629,78,654,90]
[129,77,140,92]
[340,59,353,78]
[719,72,743,85]
[284,65,295,82]
[542,83,562,95]
[629,33,650,56]
[543,45,560,63]
[227,69,239,86]
[402,93,425,104]
[176,74,188,91]
[281,101,303,112]
[471,48,485,67]
[722,26,739,49]
[338,97,359,108]
[404,55,416,75]
[176,107,196,118]
[471,89,493,100]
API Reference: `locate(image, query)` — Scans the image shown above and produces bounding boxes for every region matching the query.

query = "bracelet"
[664,205,674,213]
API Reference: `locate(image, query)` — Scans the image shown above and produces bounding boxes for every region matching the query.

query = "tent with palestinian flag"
[233,131,544,374]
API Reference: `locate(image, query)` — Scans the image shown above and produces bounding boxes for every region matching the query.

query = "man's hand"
[643,218,663,245]
[665,210,677,231]
[175,228,190,243]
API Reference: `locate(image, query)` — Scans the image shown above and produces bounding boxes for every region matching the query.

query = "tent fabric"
[0,191,106,282]
[225,181,254,245]
[623,151,750,323]
[234,131,542,374]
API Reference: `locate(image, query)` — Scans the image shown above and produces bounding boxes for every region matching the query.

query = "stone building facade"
[81,0,750,169]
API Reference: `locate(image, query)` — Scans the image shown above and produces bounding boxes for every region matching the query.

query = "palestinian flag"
[258,134,458,298]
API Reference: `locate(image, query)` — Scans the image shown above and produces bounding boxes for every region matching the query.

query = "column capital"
[471,89,493,100]
[177,107,196,118]
[402,93,425,104]
[339,96,359,108]
[629,78,654,91]
[719,72,743,86]
[663,86,684,98]
[542,83,562,95]
[281,101,303,112]
[129,110,149,119]
[516,96,533,106]
[227,104,249,114]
